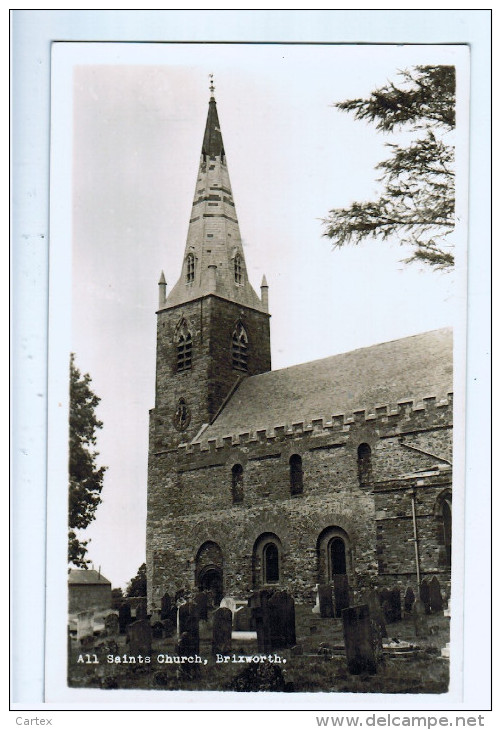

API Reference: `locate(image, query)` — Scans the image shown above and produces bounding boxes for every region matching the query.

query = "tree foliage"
[126,563,147,598]
[69,353,106,567]
[323,65,456,270]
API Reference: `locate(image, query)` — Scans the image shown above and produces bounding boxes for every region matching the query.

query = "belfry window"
[231,464,244,504]
[289,454,303,495]
[234,253,243,284]
[186,253,195,284]
[232,322,248,371]
[357,443,373,486]
[176,321,192,372]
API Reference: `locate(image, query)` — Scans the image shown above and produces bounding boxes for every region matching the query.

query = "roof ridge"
[238,327,453,382]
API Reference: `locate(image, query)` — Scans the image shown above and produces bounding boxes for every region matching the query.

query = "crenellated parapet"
[174,392,453,459]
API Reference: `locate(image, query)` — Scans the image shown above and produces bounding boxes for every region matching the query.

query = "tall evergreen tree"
[69,353,106,567]
[126,563,147,598]
[323,65,456,270]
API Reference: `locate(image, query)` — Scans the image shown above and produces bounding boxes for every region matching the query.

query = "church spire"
[163,84,266,312]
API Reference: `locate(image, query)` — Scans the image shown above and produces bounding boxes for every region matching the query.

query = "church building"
[146,88,453,612]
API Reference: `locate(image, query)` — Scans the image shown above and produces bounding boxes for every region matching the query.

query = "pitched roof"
[199,328,453,441]
[68,569,111,586]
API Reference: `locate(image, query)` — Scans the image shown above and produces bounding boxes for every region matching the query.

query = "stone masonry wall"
[147,395,452,609]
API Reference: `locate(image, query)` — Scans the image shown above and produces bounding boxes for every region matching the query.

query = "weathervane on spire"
[209,73,215,97]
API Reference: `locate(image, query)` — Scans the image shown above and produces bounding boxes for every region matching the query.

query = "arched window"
[289,454,303,495]
[329,537,347,576]
[357,443,373,485]
[234,253,243,284]
[316,526,351,585]
[232,322,248,371]
[263,543,279,583]
[186,253,195,283]
[434,490,452,568]
[252,533,283,587]
[176,320,192,372]
[231,464,244,504]
[442,500,452,567]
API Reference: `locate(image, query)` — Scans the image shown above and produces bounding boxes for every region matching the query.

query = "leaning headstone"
[118,603,132,634]
[160,592,172,621]
[412,598,428,638]
[77,611,94,640]
[333,575,350,618]
[268,591,296,648]
[212,607,232,655]
[389,587,402,622]
[420,579,431,614]
[194,592,208,621]
[362,589,387,639]
[249,590,272,653]
[104,613,119,637]
[429,576,443,613]
[128,619,152,656]
[404,587,415,614]
[342,604,378,675]
[318,584,334,618]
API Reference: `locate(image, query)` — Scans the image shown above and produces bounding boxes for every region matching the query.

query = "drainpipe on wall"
[407,488,421,588]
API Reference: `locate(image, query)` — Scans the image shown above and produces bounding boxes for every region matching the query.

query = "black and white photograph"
[11,9,491,719]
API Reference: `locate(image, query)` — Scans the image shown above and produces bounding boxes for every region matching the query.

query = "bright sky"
[65,43,468,590]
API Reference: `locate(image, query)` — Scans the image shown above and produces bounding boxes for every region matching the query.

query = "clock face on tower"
[173,397,191,431]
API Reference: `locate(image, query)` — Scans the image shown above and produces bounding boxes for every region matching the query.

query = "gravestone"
[249,590,272,653]
[312,585,321,614]
[152,621,164,639]
[404,587,415,614]
[389,587,402,622]
[333,575,350,617]
[177,632,200,679]
[212,607,232,655]
[268,591,296,648]
[136,598,148,620]
[194,591,208,621]
[104,613,119,637]
[118,603,132,634]
[362,589,387,639]
[317,584,334,618]
[220,596,237,613]
[160,592,172,621]
[76,611,94,640]
[234,605,252,631]
[128,619,152,655]
[178,601,199,652]
[412,598,428,638]
[429,576,443,613]
[342,604,378,675]
[174,589,186,604]
[161,618,175,638]
[419,579,431,614]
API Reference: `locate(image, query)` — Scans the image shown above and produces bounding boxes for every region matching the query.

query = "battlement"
[178,392,453,455]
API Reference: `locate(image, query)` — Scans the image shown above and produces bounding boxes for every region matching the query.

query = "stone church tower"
[151,89,271,451]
